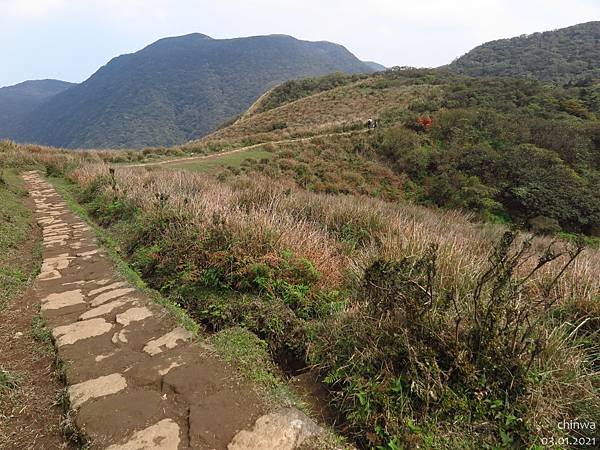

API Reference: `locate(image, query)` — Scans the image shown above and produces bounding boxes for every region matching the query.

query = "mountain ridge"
[6,33,375,149]
[448,21,600,83]
[0,79,75,139]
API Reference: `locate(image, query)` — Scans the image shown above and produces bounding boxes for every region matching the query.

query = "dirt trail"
[0,199,73,449]
[122,130,367,169]
[20,171,323,449]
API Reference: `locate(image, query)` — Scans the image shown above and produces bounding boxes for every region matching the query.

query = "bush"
[309,233,587,448]
[528,216,561,235]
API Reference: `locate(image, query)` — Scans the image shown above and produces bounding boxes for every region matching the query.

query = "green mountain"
[10,33,374,149]
[0,79,74,139]
[448,21,600,83]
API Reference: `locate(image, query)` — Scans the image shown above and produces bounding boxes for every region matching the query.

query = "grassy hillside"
[184,69,600,236]
[193,71,442,146]
[2,141,598,449]
[246,72,371,115]
[82,68,599,236]
[11,34,374,149]
[4,64,597,448]
[448,21,600,84]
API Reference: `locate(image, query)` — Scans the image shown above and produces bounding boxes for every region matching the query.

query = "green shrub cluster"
[308,234,593,448]
[370,76,600,235]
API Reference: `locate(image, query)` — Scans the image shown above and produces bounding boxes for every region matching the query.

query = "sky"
[0,0,599,88]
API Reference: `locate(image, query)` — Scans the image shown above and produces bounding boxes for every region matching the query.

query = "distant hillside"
[11,33,375,149]
[200,71,437,144]
[194,69,600,235]
[0,79,74,139]
[448,21,600,83]
[243,72,371,116]
[363,61,386,71]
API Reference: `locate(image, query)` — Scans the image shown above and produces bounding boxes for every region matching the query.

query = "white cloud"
[0,0,598,86]
[0,0,67,18]
[88,0,170,21]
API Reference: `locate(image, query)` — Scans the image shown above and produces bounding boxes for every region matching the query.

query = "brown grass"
[193,80,440,147]
[4,139,597,315]
[2,139,598,447]
[68,160,599,314]
[81,161,598,445]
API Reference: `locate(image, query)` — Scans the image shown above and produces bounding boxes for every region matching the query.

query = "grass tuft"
[0,368,22,398]
[210,327,297,405]
[31,314,52,344]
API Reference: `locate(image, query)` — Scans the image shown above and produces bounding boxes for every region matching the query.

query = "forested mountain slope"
[0,79,74,139]
[11,34,374,149]
[448,21,600,83]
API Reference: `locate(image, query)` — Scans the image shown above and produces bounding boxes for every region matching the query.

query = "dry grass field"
[193,77,440,147]
[2,138,598,448]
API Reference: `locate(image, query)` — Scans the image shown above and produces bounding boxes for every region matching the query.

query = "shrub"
[308,232,588,448]
[528,216,561,235]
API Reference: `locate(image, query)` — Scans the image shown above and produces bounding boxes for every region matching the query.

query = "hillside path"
[21,171,322,450]
[122,129,368,169]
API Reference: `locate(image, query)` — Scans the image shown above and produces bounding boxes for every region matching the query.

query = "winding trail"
[21,171,322,449]
[122,130,367,169]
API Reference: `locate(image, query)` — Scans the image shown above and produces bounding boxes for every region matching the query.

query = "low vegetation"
[0,369,21,398]
[250,72,371,115]
[0,165,37,311]
[191,72,439,146]
[1,139,595,448]
[369,75,600,235]
[1,64,598,449]
[199,70,600,236]
[214,134,404,200]
[167,148,274,173]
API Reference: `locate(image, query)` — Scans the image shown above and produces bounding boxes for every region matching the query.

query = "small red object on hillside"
[417,116,433,127]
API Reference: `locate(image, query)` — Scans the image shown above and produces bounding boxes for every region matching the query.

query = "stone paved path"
[22,171,322,450]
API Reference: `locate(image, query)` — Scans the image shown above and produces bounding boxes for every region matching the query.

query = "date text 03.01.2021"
[540,436,596,447]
